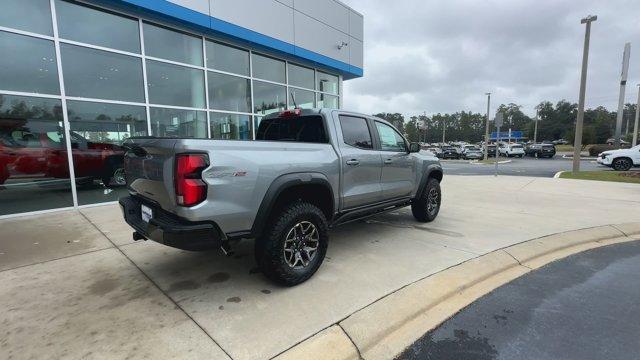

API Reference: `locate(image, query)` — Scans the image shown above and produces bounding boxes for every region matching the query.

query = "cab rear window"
[256,115,328,143]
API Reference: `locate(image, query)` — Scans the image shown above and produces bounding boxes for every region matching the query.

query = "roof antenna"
[290,91,298,109]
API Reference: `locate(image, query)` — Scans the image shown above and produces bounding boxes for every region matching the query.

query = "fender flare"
[415,164,443,199]
[251,172,335,238]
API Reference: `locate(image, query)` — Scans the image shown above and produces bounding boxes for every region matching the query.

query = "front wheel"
[411,178,441,222]
[612,158,632,171]
[255,201,329,286]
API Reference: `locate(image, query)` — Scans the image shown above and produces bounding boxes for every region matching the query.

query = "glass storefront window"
[210,113,251,140]
[288,64,314,90]
[253,81,286,115]
[149,107,207,138]
[147,60,205,108]
[143,22,203,66]
[61,44,144,102]
[252,53,285,83]
[66,101,147,205]
[208,72,251,113]
[55,0,140,53]
[206,40,249,76]
[317,71,339,94]
[317,93,339,108]
[0,94,73,215]
[288,89,315,109]
[0,0,53,36]
[0,32,59,95]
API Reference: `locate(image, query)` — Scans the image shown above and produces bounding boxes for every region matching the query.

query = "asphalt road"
[441,155,605,177]
[399,240,640,360]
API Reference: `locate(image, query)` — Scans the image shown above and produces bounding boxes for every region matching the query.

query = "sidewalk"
[1,176,639,360]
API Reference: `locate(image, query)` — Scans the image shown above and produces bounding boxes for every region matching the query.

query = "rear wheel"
[255,201,328,286]
[101,167,126,187]
[612,158,632,171]
[411,178,441,222]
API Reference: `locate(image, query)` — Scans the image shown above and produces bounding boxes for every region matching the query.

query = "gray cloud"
[342,0,640,118]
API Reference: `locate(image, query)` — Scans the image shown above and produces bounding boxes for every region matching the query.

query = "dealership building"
[0,0,364,217]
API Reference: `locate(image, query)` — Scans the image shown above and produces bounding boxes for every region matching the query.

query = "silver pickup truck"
[120,109,443,285]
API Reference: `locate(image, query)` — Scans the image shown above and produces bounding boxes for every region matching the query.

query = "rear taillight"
[175,154,208,207]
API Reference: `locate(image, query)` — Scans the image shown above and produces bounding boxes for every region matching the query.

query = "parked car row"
[421,142,557,160]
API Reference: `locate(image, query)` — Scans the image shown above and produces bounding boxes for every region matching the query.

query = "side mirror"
[409,142,421,153]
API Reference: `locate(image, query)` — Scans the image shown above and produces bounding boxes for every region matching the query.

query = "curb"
[561,154,597,161]
[553,171,564,178]
[470,159,512,165]
[276,223,640,360]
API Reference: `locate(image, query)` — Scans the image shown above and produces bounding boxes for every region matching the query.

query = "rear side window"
[256,115,328,143]
[339,115,372,149]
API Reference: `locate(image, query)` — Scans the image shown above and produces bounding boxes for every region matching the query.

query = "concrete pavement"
[0,176,639,359]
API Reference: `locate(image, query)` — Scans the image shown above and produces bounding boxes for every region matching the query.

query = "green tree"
[373,113,405,134]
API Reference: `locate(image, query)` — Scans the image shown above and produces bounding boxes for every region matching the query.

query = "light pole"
[533,108,539,143]
[423,110,428,143]
[614,43,631,148]
[634,84,640,146]
[573,15,597,173]
[441,117,446,144]
[484,92,491,159]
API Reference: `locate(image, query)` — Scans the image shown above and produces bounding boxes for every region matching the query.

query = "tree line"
[374,100,638,144]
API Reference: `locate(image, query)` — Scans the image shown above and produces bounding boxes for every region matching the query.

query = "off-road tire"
[255,201,328,286]
[612,157,632,171]
[411,177,441,223]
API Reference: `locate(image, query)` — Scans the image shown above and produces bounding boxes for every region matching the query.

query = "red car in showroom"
[0,119,125,187]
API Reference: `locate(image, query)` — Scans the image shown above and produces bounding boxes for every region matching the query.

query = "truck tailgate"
[124,138,178,211]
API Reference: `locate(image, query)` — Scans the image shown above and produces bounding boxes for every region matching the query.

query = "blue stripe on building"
[94,0,363,79]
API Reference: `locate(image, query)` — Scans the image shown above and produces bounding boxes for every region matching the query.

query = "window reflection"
[147,60,205,108]
[288,89,315,110]
[288,64,314,90]
[55,0,140,53]
[0,0,53,36]
[317,71,339,94]
[252,53,285,83]
[206,40,249,76]
[317,93,339,109]
[150,107,207,138]
[61,44,144,102]
[66,101,146,204]
[208,72,251,113]
[143,22,203,66]
[0,31,60,95]
[0,94,73,215]
[253,81,286,115]
[210,113,250,140]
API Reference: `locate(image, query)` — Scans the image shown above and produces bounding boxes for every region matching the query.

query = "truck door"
[371,120,416,200]
[336,114,383,209]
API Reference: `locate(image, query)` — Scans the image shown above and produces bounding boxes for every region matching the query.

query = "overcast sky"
[341,0,640,118]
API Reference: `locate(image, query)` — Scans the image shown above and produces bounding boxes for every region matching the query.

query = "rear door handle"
[346,159,360,166]
[384,158,393,164]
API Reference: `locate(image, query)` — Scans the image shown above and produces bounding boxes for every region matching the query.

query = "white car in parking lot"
[597,145,640,171]
[499,143,525,157]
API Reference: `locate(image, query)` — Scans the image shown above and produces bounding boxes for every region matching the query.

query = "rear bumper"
[119,195,223,251]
